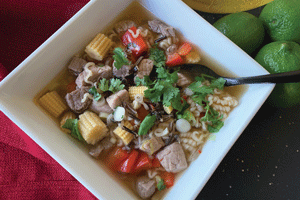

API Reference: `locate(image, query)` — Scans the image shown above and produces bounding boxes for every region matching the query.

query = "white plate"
[0,0,274,199]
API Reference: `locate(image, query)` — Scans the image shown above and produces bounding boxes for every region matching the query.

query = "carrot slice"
[166,53,183,67]
[177,42,192,56]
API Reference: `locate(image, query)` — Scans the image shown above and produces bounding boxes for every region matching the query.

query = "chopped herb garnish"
[187,75,226,133]
[98,78,125,93]
[109,78,125,93]
[135,76,154,86]
[88,86,102,101]
[62,119,84,141]
[157,179,166,191]
[201,104,224,133]
[149,45,166,68]
[144,66,185,111]
[113,47,131,70]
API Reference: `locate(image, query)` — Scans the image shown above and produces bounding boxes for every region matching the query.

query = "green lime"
[213,12,265,55]
[255,41,300,107]
[259,0,300,43]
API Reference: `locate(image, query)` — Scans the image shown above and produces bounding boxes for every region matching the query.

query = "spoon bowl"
[178,64,300,86]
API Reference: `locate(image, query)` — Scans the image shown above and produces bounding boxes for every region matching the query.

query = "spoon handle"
[224,70,300,86]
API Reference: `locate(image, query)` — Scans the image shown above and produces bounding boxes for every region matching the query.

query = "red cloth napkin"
[0,0,98,199]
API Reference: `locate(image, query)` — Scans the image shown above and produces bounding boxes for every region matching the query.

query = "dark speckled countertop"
[195,7,300,200]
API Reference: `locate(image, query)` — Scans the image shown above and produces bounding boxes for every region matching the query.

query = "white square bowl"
[0,0,274,199]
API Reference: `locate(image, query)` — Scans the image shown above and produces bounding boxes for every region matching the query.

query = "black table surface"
[195,7,300,200]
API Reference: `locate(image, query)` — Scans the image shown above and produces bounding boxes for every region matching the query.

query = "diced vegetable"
[122,26,148,58]
[107,147,130,170]
[156,178,166,191]
[175,118,191,133]
[114,106,125,122]
[134,152,152,173]
[177,42,192,56]
[166,53,183,67]
[152,157,161,168]
[138,114,157,136]
[160,172,175,188]
[118,150,139,173]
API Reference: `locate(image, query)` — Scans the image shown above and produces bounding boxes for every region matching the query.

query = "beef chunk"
[114,20,137,34]
[140,137,164,155]
[136,176,156,199]
[134,59,153,81]
[177,72,192,87]
[89,98,113,114]
[106,89,129,109]
[113,63,133,78]
[166,44,178,55]
[65,86,92,113]
[68,57,87,76]
[156,142,187,173]
[148,19,176,38]
[76,65,113,88]
[89,137,114,158]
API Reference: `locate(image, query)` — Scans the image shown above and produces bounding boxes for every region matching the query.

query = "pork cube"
[113,63,133,78]
[135,59,153,80]
[140,137,164,155]
[136,176,156,199]
[68,57,87,76]
[65,86,92,113]
[106,89,129,109]
[89,137,114,158]
[177,72,192,87]
[76,65,113,88]
[89,98,113,114]
[148,19,176,38]
[156,142,188,173]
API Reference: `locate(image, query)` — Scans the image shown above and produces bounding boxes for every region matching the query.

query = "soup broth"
[34,1,247,199]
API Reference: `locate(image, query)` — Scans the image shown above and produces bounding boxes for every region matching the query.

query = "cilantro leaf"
[135,76,154,86]
[201,104,224,133]
[144,66,184,110]
[88,86,102,101]
[157,179,166,191]
[177,109,196,124]
[109,78,125,93]
[187,75,226,133]
[62,119,84,141]
[113,47,130,70]
[99,78,110,92]
[98,78,125,94]
[149,46,166,68]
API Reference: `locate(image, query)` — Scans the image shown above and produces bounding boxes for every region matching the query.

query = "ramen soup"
[35,2,242,199]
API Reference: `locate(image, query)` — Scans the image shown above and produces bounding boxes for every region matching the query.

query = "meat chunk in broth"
[65,86,92,113]
[148,19,176,38]
[76,65,113,88]
[136,176,156,199]
[140,136,164,155]
[114,20,137,34]
[156,142,188,173]
[113,64,133,79]
[89,137,114,158]
[177,72,192,87]
[89,98,113,114]
[135,59,153,81]
[68,57,87,76]
[106,89,129,109]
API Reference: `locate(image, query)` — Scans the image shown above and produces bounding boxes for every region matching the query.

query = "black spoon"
[178,64,300,86]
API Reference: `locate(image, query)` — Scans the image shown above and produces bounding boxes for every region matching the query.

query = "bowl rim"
[0,0,275,199]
